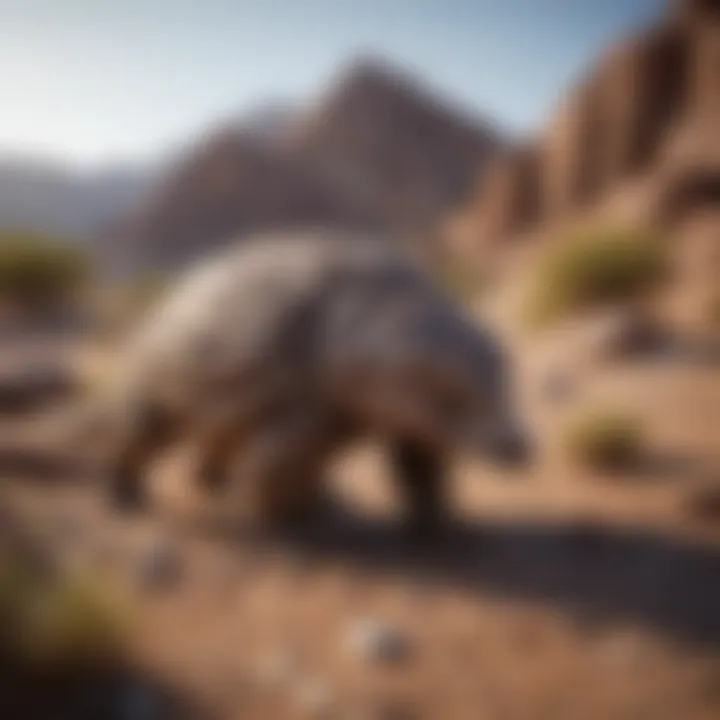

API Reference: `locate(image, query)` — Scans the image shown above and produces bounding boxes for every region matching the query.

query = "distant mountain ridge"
[114,56,505,272]
[0,55,506,272]
[0,156,153,241]
[236,100,300,147]
[112,126,383,273]
[288,58,501,231]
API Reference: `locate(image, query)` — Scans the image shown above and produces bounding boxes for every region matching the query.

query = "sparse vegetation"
[0,555,129,676]
[565,409,643,470]
[526,227,668,326]
[0,231,89,313]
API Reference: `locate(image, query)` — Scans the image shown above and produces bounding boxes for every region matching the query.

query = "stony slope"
[450,0,720,249]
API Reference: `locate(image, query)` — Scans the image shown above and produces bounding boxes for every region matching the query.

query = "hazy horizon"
[0,0,666,169]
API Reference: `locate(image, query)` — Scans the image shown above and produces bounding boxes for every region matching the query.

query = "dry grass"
[564,410,644,471]
[526,227,668,327]
[0,556,130,677]
[0,231,89,312]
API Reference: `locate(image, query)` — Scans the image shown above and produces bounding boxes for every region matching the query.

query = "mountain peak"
[285,54,503,232]
[113,52,504,270]
[323,54,480,130]
[336,53,396,83]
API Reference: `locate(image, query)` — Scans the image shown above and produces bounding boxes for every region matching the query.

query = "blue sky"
[0,0,665,167]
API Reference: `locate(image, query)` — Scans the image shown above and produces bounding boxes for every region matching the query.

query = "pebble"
[345,617,412,665]
[136,538,185,591]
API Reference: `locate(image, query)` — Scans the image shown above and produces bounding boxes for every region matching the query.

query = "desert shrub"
[0,231,89,312]
[0,556,129,676]
[527,227,668,326]
[565,410,643,470]
[24,577,129,673]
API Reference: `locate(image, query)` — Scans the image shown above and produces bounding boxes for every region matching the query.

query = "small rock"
[592,310,669,362]
[136,539,185,591]
[345,618,412,665]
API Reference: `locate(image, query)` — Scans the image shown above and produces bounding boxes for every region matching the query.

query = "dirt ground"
[1,309,719,720]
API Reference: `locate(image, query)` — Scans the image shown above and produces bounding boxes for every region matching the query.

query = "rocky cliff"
[453,0,719,247]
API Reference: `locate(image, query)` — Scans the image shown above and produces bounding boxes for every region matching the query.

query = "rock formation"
[454,0,719,247]
[118,58,503,272]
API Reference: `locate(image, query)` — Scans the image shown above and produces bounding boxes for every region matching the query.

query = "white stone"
[345,617,411,665]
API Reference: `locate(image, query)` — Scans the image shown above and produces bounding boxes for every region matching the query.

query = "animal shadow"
[201,501,720,650]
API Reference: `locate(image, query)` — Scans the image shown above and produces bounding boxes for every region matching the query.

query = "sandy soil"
[1,337,719,720]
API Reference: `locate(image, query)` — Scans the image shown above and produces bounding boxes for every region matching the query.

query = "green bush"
[0,231,89,311]
[527,228,668,326]
[565,410,643,470]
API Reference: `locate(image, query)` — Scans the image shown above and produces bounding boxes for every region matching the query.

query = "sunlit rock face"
[454,0,720,249]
